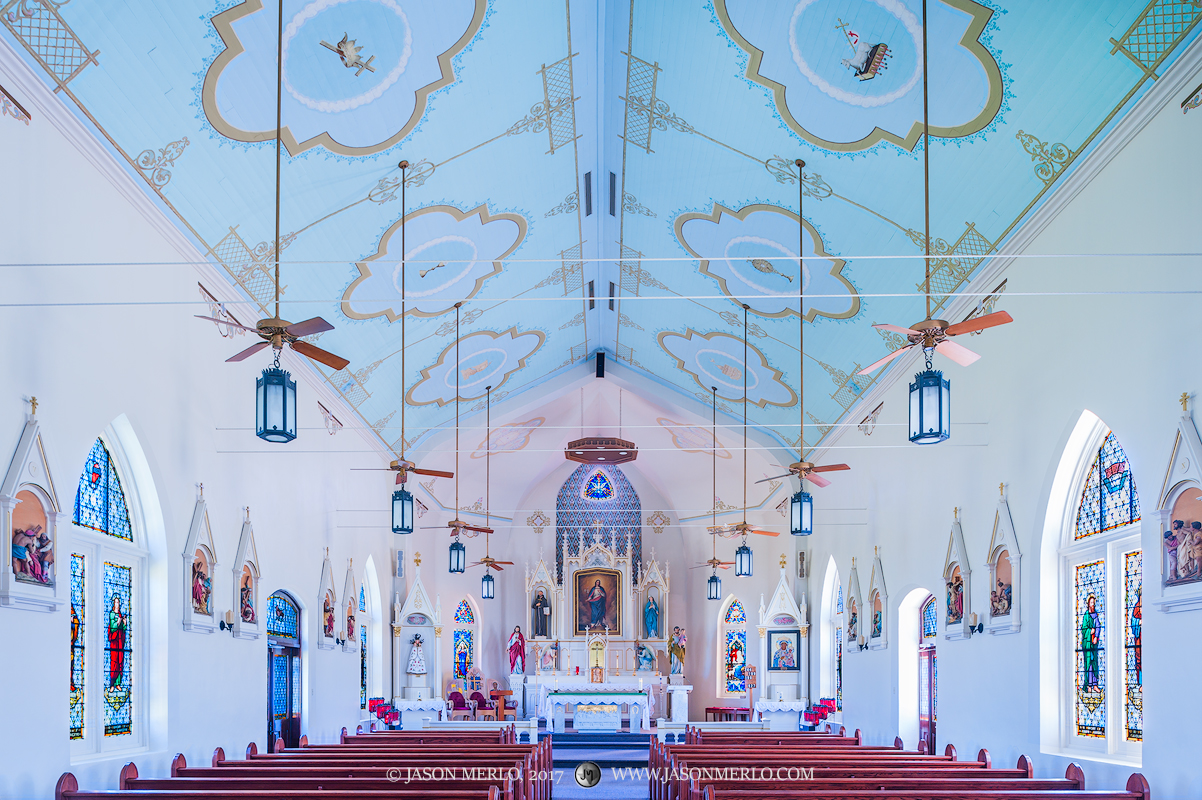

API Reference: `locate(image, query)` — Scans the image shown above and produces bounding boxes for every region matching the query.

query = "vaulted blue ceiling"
[6,0,1198,456]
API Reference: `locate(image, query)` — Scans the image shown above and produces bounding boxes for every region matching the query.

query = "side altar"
[389,553,445,730]
[518,534,689,728]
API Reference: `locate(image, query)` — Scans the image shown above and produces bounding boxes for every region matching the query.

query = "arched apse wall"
[897,587,934,751]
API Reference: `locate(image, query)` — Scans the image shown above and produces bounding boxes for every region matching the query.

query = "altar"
[540,686,651,733]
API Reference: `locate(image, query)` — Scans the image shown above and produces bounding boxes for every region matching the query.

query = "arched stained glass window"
[921,596,938,640]
[556,464,641,583]
[359,586,368,709]
[1123,551,1142,741]
[724,599,746,625]
[74,439,132,541]
[584,471,615,500]
[454,599,475,625]
[69,554,86,740]
[1075,432,1140,539]
[267,593,299,641]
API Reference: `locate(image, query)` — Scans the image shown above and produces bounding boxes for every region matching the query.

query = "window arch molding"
[68,416,167,760]
[1039,410,1142,765]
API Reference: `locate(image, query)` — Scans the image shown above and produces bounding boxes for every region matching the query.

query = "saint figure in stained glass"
[724,629,746,693]
[102,562,132,736]
[453,629,473,679]
[1074,559,1106,738]
[69,554,85,740]
[1124,550,1143,741]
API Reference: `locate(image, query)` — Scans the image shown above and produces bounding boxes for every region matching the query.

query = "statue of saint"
[636,641,655,671]
[531,589,551,637]
[538,641,558,672]
[508,625,526,674]
[668,626,687,674]
[644,595,659,639]
[406,633,427,675]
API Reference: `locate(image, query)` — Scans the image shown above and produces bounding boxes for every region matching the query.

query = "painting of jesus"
[574,568,620,636]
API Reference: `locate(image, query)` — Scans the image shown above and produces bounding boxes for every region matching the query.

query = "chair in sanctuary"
[470,690,497,721]
[445,690,474,721]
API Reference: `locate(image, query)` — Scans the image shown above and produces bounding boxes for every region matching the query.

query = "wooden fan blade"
[412,468,455,479]
[349,468,396,471]
[873,323,921,336]
[290,340,350,370]
[935,339,981,367]
[805,472,831,488]
[395,473,404,486]
[490,563,504,571]
[195,315,259,333]
[755,472,795,484]
[463,525,495,535]
[857,344,912,375]
[689,564,714,569]
[286,317,335,337]
[944,310,1013,337]
[748,528,781,537]
[811,464,851,472]
[225,341,270,362]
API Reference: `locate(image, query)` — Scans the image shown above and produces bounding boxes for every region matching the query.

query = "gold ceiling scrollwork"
[135,137,189,189]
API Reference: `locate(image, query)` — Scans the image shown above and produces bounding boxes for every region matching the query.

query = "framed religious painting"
[767,629,801,671]
[574,568,620,636]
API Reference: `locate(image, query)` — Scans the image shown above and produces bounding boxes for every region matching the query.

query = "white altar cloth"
[536,684,653,733]
[391,698,446,730]
[753,699,807,731]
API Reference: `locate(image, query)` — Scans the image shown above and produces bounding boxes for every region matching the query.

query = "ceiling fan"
[467,387,512,571]
[857,0,1012,379]
[421,302,492,538]
[351,161,451,486]
[757,169,850,489]
[195,3,348,373]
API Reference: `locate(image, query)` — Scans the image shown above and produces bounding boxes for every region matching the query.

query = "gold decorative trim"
[200,0,487,156]
[674,203,859,321]
[658,328,798,408]
[341,204,527,321]
[711,0,1003,152]
[405,327,546,407]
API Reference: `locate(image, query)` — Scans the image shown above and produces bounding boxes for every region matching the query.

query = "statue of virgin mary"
[406,633,427,675]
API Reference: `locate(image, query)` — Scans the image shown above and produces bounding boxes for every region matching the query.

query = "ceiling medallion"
[565,437,638,466]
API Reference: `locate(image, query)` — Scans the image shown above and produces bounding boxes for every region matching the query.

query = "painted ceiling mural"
[4,0,1198,462]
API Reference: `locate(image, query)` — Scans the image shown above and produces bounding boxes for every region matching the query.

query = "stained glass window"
[837,584,843,614]
[271,652,289,721]
[557,464,641,583]
[102,562,133,736]
[1123,550,1142,742]
[74,439,132,541]
[724,629,746,693]
[292,656,301,722]
[584,471,615,501]
[835,624,842,710]
[453,629,473,679]
[267,593,299,640]
[360,622,368,709]
[69,554,85,740]
[359,586,365,613]
[724,599,745,625]
[1074,559,1107,739]
[454,599,475,625]
[1075,432,1140,539]
[921,597,938,640]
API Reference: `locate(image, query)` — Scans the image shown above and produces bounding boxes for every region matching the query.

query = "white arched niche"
[897,587,933,751]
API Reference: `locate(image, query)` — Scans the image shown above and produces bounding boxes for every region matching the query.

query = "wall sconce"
[967,613,984,636]
[219,610,235,633]
[857,634,868,652]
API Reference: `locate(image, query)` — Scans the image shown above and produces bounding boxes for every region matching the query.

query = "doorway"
[266,591,302,749]
[918,594,937,753]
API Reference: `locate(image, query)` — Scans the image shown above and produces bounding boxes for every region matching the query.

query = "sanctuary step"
[552,730,650,800]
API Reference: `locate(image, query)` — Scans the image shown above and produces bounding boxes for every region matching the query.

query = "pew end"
[1066,762,1085,789]
[978,748,993,769]
[244,741,257,759]
[1015,753,1031,777]
[341,725,348,743]
[170,753,185,777]
[54,772,78,800]
[1126,771,1151,800]
[118,761,138,790]
[894,736,904,750]
[854,728,863,745]
[299,734,308,747]
[918,738,928,754]
[211,747,224,767]
[274,737,285,753]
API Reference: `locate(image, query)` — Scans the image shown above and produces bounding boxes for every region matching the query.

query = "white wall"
[798,57,1202,797]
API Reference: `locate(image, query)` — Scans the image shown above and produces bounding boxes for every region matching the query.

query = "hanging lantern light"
[791,490,813,536]
[707,570,722,601]
[391,486,414,535]
[256,364,296,443]
[448,538,466,574]
[481,571,495,600]
[909,360,950,444]
[735,538,753,577]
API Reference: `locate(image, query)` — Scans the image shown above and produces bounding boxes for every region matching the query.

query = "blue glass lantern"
[448,539,466,573]
[791,490,813,536]
[481,571,495,600]
[256,367,296,443]
[735,541,753,576]
[707,572,721,601]
[909,369,950,444]
[392,487,414,535]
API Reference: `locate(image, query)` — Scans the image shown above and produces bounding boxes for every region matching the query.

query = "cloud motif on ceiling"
[657,330,797,408]
[202,0,485,156]
[657,418,732,459]
[342,204,526,320]
[471,417,545,459]
[714,0,1002,151]
[675,203,858,320]
[406,328,545,407]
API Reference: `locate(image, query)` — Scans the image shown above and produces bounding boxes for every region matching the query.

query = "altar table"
[753,699,809,731]
[541,689,651,733]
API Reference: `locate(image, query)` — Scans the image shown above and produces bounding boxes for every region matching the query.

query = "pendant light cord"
[922,0,931,322]
[485,384,491,529]
[454,302,461,513]
[273,0,283,321]
[712,385,717,559]
[399,161,408,460]
[742,303,749,525]
[796,158,806,462]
